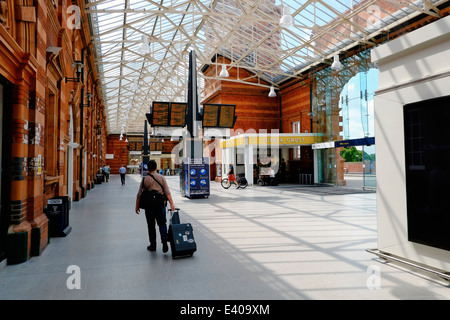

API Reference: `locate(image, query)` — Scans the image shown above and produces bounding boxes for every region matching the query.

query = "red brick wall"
[0,0,107,263]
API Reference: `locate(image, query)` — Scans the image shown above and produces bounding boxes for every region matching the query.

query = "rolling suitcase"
[168,208,197,258]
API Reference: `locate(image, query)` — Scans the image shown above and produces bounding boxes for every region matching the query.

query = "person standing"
[135,160,175,253]
[119,165,127,185]
[102,164,109,182]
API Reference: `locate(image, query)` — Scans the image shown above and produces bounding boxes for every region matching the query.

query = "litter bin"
[47,196,72,237]
[95,173,103,184]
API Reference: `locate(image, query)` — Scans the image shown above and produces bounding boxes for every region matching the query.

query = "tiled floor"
[1,174,449,300]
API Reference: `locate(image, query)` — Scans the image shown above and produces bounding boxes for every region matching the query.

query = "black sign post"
[144,51,237,198]
[142,120,149,176]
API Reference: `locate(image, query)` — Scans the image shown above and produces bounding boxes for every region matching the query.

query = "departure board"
[152,102,170,126]
[170,103,187,127]
[202,104,220,127]
[219,104,235,128]
[149,142,163,151]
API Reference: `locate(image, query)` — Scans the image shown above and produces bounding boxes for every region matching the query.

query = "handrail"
[366,248,450,282]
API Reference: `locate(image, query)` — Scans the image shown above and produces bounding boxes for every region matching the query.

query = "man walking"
[135,160,175,253]
[102,164,109,182]
[119,165,127,185]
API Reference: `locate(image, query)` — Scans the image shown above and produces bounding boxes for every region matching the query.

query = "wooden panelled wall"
[105,135,179,173]
[203,57,281,133]
[106,135,129,174]
[280,80,311,134]
[202,57,311,136]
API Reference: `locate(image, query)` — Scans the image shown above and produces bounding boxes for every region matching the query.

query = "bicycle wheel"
[239,179,248,189]
[221,178,230,189]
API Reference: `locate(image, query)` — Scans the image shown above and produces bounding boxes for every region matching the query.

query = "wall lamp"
[83,93,93,107]
[65,61,84,83]
[96,119,102,136]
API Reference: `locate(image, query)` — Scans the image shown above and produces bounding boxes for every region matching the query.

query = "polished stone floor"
[0,174,449,300]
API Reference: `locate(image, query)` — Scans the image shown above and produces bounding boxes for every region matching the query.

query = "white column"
[244,138,254,185]
[313,149,318,184]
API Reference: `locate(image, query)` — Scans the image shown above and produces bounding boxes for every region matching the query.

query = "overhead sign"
[170,103,187,127]
[152,102,170,126]
[252,135,317,146]
[221,133,322,149]
[149,141,163,151]
[311,142,334,150]
[335,137,375,148]
[147,101,187,127]
[219,104,236,128]
[202,104,220,127]
[202,103,237,128]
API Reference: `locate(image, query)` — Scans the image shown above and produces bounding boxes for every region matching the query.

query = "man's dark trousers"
[120,173,125,185]
[145,205,167,246]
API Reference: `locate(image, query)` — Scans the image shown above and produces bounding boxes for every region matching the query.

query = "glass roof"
[86,0,446,133]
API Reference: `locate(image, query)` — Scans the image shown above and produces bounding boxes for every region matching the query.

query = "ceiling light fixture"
[138,35,150,55]
[131,79,139,91]
[219,64,229,78]
[279,6,293,28]
[268,86,277,97]
[331,54,342,71]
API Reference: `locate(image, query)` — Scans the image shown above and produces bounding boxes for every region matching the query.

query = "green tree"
[340,146,363,162]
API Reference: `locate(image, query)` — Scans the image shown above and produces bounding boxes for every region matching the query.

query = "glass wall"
[311,49,378,187]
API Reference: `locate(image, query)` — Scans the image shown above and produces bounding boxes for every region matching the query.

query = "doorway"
[0,76,13,262]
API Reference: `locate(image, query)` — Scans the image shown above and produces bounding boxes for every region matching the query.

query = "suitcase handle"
[169,208,181,224]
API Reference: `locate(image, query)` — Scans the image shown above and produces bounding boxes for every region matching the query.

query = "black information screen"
[170,103,187,127]
[202,104,220,127]
[151,101,186,127]
[202,104,235,128]
[149,141,163,151]
[404,95,450,251]
[219,104,235,128]
[152,102,170,126]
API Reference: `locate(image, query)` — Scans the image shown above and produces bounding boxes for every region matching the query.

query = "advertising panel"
[184,157,210,198]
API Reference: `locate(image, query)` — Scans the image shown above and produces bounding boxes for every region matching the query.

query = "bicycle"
[221,175,248,189]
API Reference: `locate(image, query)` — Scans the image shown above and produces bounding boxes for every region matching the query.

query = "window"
[404,96,450,251]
